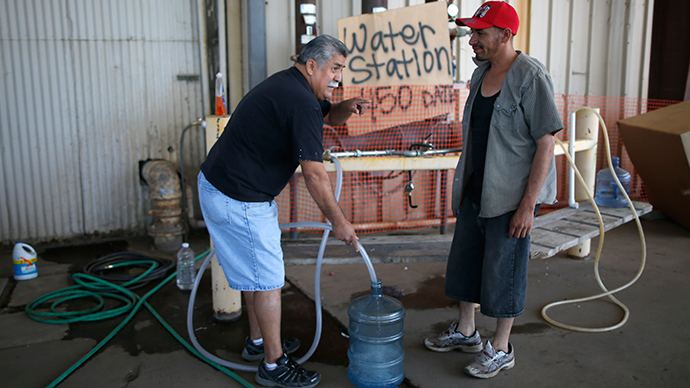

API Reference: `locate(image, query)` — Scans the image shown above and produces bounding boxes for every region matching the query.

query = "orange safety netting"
[274,85,679,235]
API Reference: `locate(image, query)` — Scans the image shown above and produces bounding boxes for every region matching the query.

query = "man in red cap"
[424,1,563,379]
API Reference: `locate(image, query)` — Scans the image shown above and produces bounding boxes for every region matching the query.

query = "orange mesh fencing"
[274,85,680,235]
[545,94,680,213]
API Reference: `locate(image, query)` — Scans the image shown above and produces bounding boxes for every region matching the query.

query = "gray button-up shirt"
[451,52,563,218]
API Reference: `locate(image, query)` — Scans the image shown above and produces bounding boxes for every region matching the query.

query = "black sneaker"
[242,337,301,362]
[255,354,321,388]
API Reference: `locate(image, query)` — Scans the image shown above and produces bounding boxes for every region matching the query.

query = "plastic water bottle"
[347,279,405,388]
[594,157,631,208]
[215,72,227,115]
[13,242,38,280]
[176,242,196,290]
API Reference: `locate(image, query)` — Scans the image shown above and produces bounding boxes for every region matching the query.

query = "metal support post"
[566,108,600,259]
[206,116,242,322]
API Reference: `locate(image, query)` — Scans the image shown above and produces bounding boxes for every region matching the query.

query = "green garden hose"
[25,250,255,388]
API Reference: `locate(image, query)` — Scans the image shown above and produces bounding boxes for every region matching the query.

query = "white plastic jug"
[13,242,38,280]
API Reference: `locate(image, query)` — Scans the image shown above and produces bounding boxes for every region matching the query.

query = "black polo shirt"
[201,66,331,202]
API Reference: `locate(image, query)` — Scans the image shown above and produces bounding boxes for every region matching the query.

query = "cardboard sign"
[336,84,461,136]
[338,1,452,86]
[337,2,455,135]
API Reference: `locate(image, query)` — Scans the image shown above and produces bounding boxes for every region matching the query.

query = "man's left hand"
[509,205,535,239]
[324,97,371,126]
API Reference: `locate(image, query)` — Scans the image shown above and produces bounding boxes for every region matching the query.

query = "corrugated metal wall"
[266,0,653,100]
[528,0,653,99]
[0,0,205,245]
[454,0,653,99]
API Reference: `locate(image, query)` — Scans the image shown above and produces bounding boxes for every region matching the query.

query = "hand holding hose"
[300,160,359,252]
[332,219,360,252]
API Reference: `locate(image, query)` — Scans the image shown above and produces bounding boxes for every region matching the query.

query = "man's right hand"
[300,160,359,252]
[331,220,359,252]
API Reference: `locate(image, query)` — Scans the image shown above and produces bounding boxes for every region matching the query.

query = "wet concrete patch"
[347,275,455,311]
[30,239,188,356]
[281,282,350,366]
[0,278,9,305]
[10,273,72,307]
[58,272,353,368]
[511,322,551,335]
[0,338,97,388]
[0,312,68,349]
[397,275,456,309]
[41,240,130,266]
[29,232,353,369]
[428,319,457,336]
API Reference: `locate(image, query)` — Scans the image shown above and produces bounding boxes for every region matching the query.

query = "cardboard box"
[618,101,690,230]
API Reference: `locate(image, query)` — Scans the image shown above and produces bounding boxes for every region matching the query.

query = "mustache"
[327,81,339,88]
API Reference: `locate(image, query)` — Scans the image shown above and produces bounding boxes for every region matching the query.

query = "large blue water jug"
[347,280,405,388]
[594,157,631,208]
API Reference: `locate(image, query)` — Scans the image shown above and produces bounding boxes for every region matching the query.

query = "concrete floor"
[1,212,689,388]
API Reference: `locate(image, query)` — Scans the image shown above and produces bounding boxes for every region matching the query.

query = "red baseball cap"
[455,1,519,35]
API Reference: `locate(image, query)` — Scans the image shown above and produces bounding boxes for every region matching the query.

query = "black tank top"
[465,89,500,205]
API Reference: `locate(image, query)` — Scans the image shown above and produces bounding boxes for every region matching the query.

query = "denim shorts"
[445,198,535,318]
[197,172,284,291]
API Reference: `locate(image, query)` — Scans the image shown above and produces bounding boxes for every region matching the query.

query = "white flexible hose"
[186,155,378,371]
[541,107,647,332]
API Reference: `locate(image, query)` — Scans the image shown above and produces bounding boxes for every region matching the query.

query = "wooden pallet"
[282,201,652,264]
[530,201,652,259]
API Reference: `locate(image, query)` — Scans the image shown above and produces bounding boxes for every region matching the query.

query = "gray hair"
[297,35,348,68]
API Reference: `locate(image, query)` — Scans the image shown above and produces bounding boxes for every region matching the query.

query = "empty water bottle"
[594,157,631,208]
[176,242,196,290]
[347,279,405,388]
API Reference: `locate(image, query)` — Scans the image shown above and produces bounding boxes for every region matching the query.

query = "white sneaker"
[464,340,515,379]
[423,320,483,353]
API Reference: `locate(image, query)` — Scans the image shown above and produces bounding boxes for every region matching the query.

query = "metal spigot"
[405,172,418,209]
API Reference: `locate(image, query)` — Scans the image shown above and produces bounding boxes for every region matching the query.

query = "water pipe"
[324,147,462,159]
[141,159,185,251]
[568,112,579,209]
[179,120,205,240]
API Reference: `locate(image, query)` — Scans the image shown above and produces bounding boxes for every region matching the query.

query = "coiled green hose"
[25,250,255,388]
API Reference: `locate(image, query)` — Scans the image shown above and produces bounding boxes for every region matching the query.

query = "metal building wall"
[265,0,431,77]
[0,0,205,245]
[453,0,654,99]
[528,0,653,99]
[264,0,653,99]
[264,0,360,76]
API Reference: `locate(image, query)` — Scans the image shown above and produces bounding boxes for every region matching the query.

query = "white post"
[206,116,242,321]
[566,108,599,259]
[568,112,579,209]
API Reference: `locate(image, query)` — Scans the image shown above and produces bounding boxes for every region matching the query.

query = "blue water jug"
[594,157,631,208]
[347,279,405,388]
